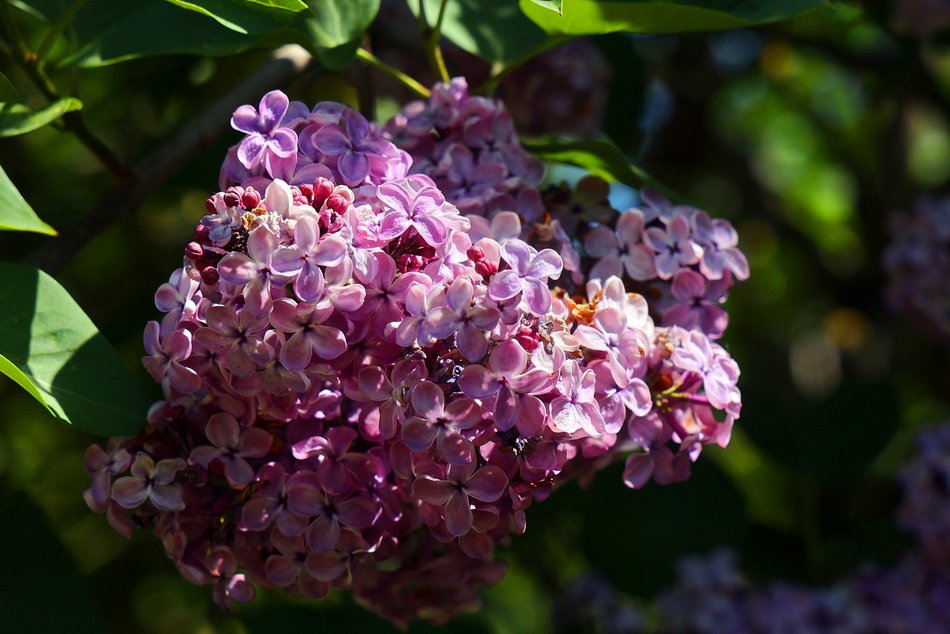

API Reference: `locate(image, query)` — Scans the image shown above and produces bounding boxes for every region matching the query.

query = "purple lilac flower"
[231,90,298,181]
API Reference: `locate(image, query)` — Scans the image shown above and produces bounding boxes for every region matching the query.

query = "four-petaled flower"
[402,382,483,465]
[231,90,297,181]
[487,239,562,315]
[413,462,509,536]
[111,453,186,511]
[190,413,273,487]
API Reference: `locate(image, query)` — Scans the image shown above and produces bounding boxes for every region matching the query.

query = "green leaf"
[301,0,379,70]
[519,0,827,35]
[14,0,261,67]
[412,0,552,64]
[0,97,82,138]
[530,0,563,14]
[165,0,306,35]
[0,262,151,436]
[523,137,680,198]
[0,72,17,101]
[0,165,57,235]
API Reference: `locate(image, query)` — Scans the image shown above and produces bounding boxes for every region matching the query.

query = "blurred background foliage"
[0,0,947,632]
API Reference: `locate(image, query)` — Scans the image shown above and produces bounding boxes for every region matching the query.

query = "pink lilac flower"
[231,90,297,181]
[142,322,201,393]
[584,210,656,281]
[194,305,272,378]
[401,381,483,464]
[487,239,562,316]
[111,453,186,512]
[217,224,289,316]
[271,215,347,301]
[692,211,750,281]
[413,461,508,536]
[643,215,703,279]
[189,413,273,487]
[663,270,732,339]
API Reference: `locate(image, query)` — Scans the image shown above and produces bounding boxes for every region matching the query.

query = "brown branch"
[24,44,314,274]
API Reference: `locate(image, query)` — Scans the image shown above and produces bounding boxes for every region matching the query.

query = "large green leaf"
[17,0,259,66]
[0,97,82,138]
[165,0,306,35]
[301,0,379,70]
[530,0,563,13]
[0,165,57,235]
[0,262,151,436]
[520,0,827,35]
[412,0,553,64]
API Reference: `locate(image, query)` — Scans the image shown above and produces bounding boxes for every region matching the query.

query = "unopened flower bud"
[326,194,348,214]
[313,177,334,205]
[185,242,204,260]
[205,197,217,213]
[241,188,261,209]
[224,186,244,208]
[193,224,210,243]
[201,266,220,285]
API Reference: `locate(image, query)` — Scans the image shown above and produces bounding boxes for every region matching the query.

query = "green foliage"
[300,0,380,70]
[0,494,102,632]
[0,165,56,235]
[523,137,679,199]
[520,0,827,35]
[165,0,307,35]
[529,0,563,14]
[0,262,151,436]
[0,72,17,101]
[412,0,554,64]
[0,97,82,138]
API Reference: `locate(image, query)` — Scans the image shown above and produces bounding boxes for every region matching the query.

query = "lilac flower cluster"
[883,196,950,343]
[656,549,950,633]
[653,422,950,633]
[83,82,747,624]
[898,421,950,564]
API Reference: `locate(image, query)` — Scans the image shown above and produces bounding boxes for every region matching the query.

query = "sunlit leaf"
[165,0,306,35]
[412,0,553,64]
[301,0,380,70]
[530,0,563,14]
[0,262,151,436]
[0,165,57,235]
[0,97,82,138]
[520,0,827,35]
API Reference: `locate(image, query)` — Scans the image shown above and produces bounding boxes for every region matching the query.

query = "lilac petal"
[217,252,258,285]
[206,413,240,450]
[309,326,346,360]
[236,134,266,168]
[306,515,341,552]
[410,382,444,420]
[311,235,346,266]
[487,270,523,301]
[167,362,201,393]
[623,454,654,489]
[268,127,297,157]
[265,555,299,587]
[551,398,584,434]
[500,240,533,274]
[521,278,552,316]
[237,428,273,458]
[377,211,411,240]
[457,324,488,362]
[280,331,313,371]
[241,496,278,531]
[437,431,475,465]
[494,385,520,431]
[402,418,439,452]
[294,266,325,303]
[190,445,224,468]
[149,483,185,511]
[376,182,413,214]
[111,478,148,508]
[490,340,527,378]
[286,478,323,517]
[444,490,473,536]
[525,249,562,279]
[311,125,350,156]
[231,104,264,135]
[337,497,377,529]
[445,278,474,312]
[258,90,289,131]
[623,245,657,281]
[457,365,499,398]
[305,551,347,582]
[412,476,455,506]
[268,298,301,333]
[413,214,448,246]
[671,269,706,301]
[318,461,351,496]
[337,151,370,186]
[464,466,508,502]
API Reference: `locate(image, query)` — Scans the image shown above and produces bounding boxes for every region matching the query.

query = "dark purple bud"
[224,186,245,208]
[201,266,220,285]
[299,183,314,203]
[205,197,217,213]
[241,187,261,209]
[185,242,204,260]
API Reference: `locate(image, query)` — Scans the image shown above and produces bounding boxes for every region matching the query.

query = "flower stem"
[355,48,431,99]
[417,0,450,83]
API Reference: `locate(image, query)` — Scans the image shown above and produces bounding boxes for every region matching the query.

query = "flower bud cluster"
[84,84,747,624]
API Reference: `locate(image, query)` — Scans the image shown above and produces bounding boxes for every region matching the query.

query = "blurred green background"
[0,1,948,632]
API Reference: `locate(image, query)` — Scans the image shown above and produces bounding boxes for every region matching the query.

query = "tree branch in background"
[24,44,314,274]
